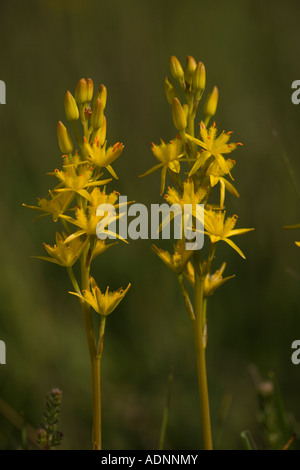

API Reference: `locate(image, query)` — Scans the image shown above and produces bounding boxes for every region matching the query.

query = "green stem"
[193,250,213,450]
[91,356,101,450]
[80,245,101,450]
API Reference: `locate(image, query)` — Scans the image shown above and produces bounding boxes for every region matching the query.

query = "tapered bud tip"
[64,91,79,121]
[172,98,187,131]
[193,62,206,94]
[97,115,107,146]
[75,78,88,103]
[86,78,94,102]
[185,55,197,85]
[97,84,107,109]
[91,98,104,130]
[164,76,177,105]
[203,86,218,117]
[170,56,184,82]
[57,121,73,154]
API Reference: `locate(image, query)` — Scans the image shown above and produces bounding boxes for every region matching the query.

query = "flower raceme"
[138,54,254,450]
[24,77,131,450]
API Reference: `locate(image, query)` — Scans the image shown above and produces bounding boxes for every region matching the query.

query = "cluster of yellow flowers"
[24,78,130,316]
[24,78,130,449]
[140,55,254,450]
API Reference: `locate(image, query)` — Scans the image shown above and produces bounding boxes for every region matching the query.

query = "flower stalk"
[25,78,130,450]
[141,55,253,449]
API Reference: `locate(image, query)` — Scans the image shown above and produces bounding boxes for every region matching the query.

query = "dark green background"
[0,0,300,450]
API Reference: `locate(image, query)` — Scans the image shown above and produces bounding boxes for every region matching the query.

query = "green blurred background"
[0,0,300,450]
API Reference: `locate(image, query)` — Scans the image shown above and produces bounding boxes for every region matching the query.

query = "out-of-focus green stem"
[193,250,213,450]
[80,243,101,450]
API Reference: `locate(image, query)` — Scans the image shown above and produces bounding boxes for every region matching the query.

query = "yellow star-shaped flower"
[186,123,242,177]
[139,137,184,195]
[204,209,253,258]
[34,232,88,267]
[70,277,131,316]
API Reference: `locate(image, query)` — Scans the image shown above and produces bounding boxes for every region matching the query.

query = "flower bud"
[172,98,187,131]
[184,55,197,85]
[57,121,73,154]
[170,56,184,83]
[193,62,206,98]
[164,77,177,105]
[86,78,94,102]
[97,116,107,146]
[203,86,218,117]
[183,104,189,120]
[91,99,104,130]
[94,85,107,110]
[64,91,79,121]
[75,78,88,103]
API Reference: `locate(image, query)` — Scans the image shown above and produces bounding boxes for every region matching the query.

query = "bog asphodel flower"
[70,277,131,316]
[152,239,193,274]
[59,187,123,241]
[49,156,111,202]
[139,136,184,195]
[25,77,130,451]
[204,209,253,258]
[187,122,242,177]
[206,159,239,208]
[35,232,88,267]
[23,190,74,222]
[83,136,124,178]
[183,261,235,296]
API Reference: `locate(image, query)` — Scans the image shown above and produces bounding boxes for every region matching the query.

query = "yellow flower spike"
[172,98,187,131]
[97,116,107,146]
[164,76,177,105]
[94,85,107,110]
[152,239,193,274]
[86,78,94,102]
[34,232,88,267]
[70,277,131,316]
[296,242,300,247]
[75,78,88,103]
[139,137,184,195]
[64,91,79,121]
[203,209,254,259]
[193,62,206,99]
[203,86,219,119]
[91,99,104,130]
[187,123,242,177]
[57,121,73,154]
[170,55,185,85]
[184,55,197,86]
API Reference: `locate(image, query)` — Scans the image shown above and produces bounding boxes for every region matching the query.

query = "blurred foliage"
[0,0,300,450]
